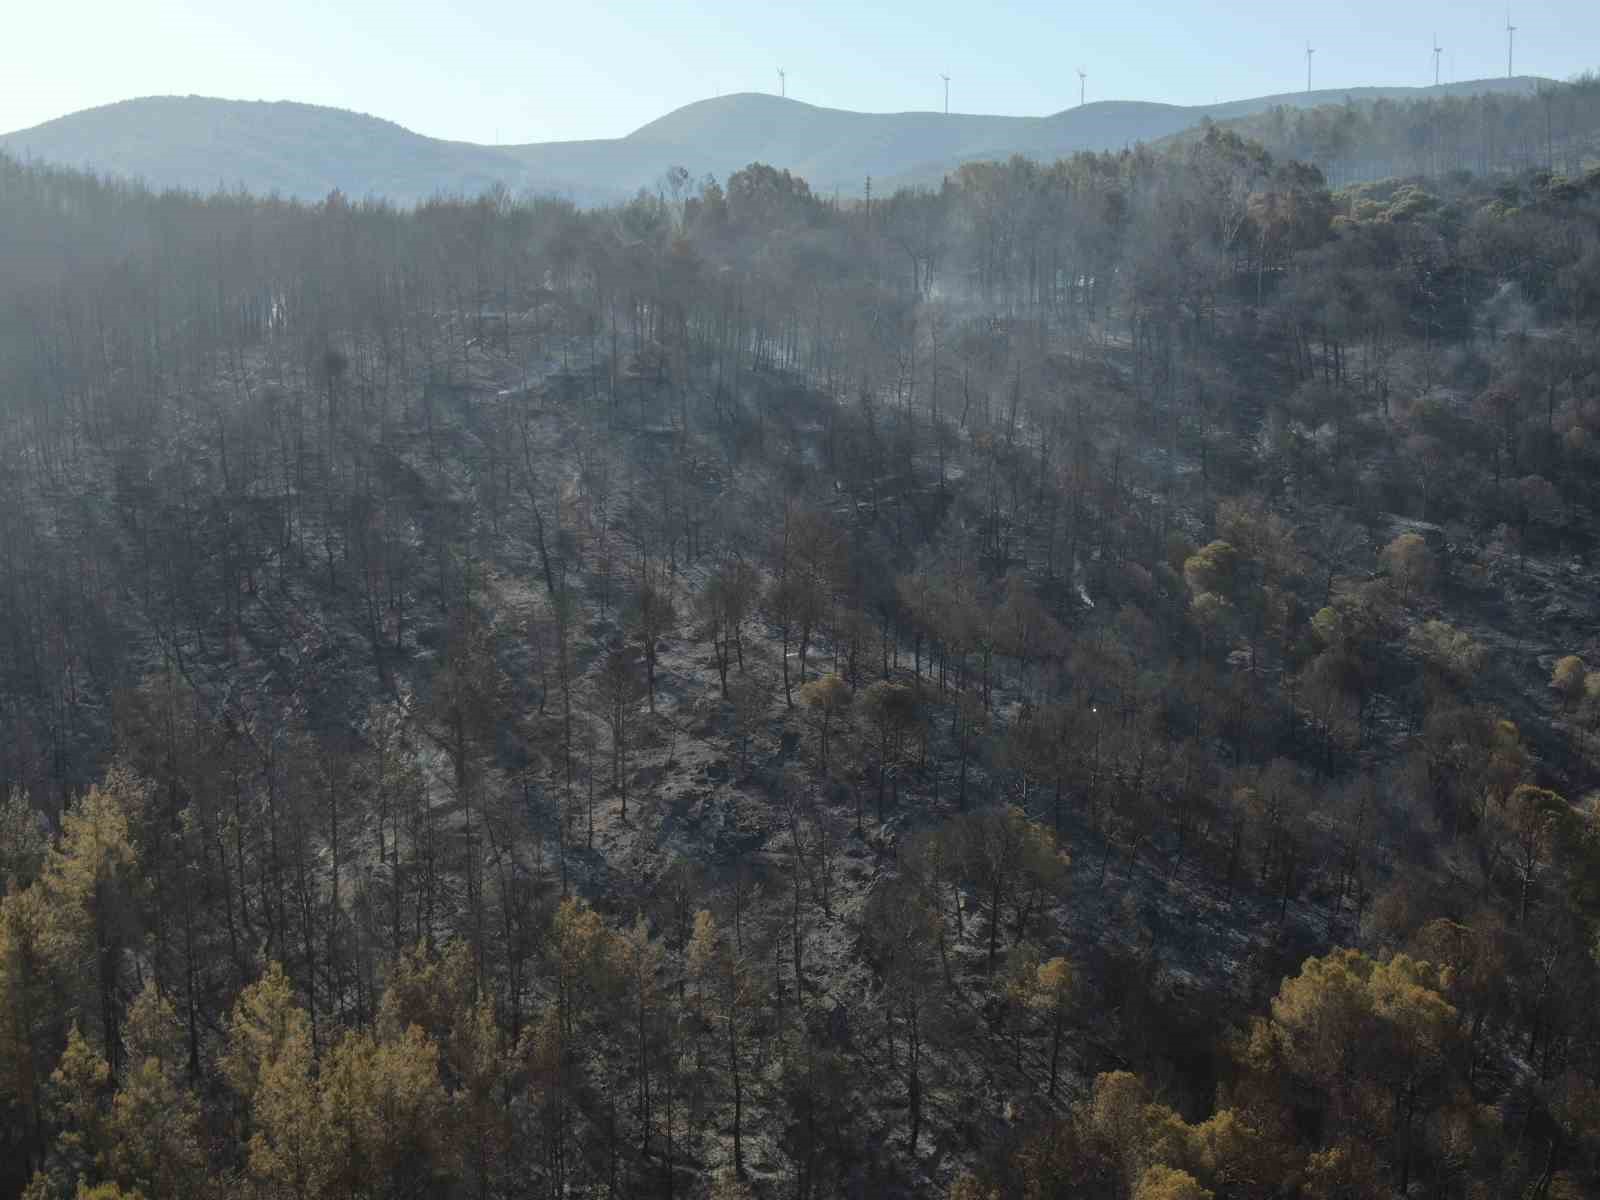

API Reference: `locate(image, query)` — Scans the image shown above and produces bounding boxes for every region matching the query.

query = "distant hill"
[0,96,535,205]
[607,78,1549,193]
[1,79,1550,206]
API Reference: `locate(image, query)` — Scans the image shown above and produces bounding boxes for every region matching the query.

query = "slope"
[511,78,1550,195]
[0,95,530,204]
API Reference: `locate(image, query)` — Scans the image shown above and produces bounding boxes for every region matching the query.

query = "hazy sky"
[6,0,1597,143]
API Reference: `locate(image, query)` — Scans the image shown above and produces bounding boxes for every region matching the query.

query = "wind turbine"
[1433,35,1443,87]
[941,73,950,115]
[1505,12,1516,78]
[777,67,786,98]
[1077,67,1087,107]
[1305,42,1315,93]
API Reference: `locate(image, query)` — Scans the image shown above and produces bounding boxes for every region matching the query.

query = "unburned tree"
[1550,654,1585,708]
[799,673,852,770]
[1381,532,1436,602]
[38,771,144,1080]
[1027,957,1075,1099]
[221,962,328,1200]
[106,982,206,1200]
[1259,948,1461,1194]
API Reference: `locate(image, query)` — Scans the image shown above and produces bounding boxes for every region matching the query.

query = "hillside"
[615,77,1550,191]
[4,132,1600,1199]
[1161,71,1600,184]
[0,96,535,203]
[2,77,1550,205]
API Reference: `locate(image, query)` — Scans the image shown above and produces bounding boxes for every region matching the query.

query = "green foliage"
[551,897,616,1032]
[1263,943,1463,1181]
[1381,533,1436,599]
[70,1186,143,1200]
[320,1024,449,1197]
[726,162,820,232]
[106,985,204,1200]
[35,774,143,1074]
[1182,541,1239,599]
[377,940,476,1045]
[43,1027,111,1188]
[1409,620,1487,684]
[1031,957,1073,1012]
[799,673,853,767]
[1551,654,1586,705]
[1133,1165,1212,1200]
[0,790,45,889]
[1310,606,1342,646]
[229,969,324,1199]
[0,884,55,1145]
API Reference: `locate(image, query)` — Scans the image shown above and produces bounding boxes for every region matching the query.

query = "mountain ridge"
[1,77,1551,205]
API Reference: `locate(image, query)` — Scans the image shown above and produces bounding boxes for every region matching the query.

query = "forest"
[1185,72,1600,185]
[3,90,1600,1200]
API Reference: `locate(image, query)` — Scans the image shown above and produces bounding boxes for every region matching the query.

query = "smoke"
[1478,280,1535,340]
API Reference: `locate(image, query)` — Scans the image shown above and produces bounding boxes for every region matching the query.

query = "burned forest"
[4,105,1600,1200]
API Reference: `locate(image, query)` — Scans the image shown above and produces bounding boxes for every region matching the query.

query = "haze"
[7,0,1598,143]
[7,0,1600,1194]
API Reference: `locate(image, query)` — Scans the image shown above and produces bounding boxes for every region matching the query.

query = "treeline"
[1183,73,1600,185]
[1,125,1600,1199]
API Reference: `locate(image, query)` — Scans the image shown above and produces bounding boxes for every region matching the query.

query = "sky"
[5,0,1597,143]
